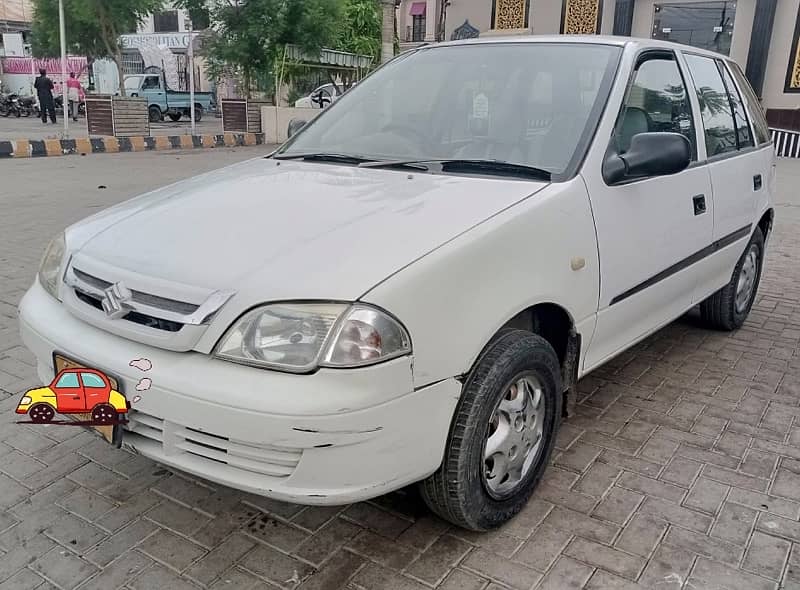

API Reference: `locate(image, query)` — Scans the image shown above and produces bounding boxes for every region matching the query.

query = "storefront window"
[652,2,736,55]
[153,10,180,33]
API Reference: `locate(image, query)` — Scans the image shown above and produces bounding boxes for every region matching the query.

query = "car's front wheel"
[700,226,765,331]
[420,330,562,531]
[29,403,55,423]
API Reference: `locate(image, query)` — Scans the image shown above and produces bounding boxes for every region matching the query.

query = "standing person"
[34,68,56,124]
[66,73,84,122]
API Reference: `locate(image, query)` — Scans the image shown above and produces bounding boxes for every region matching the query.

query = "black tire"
[168,113,182,122]
[700,226,765,331]
[148,105,162,123]
[29,403,55,423]
[420,330,562,531]
[91,404,117,424]
[194,105,203,122]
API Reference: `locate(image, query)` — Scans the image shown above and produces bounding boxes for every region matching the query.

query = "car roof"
[428,34,733,62]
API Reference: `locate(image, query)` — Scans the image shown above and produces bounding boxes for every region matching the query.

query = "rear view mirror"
[287,118,307,138]
[603,132,691,185]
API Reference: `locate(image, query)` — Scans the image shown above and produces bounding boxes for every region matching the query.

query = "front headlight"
[214,302,411,372]
[38,232,66,300]
[19,396,32,405]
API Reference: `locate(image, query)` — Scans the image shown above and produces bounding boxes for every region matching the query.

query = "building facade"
[397,0,800,133]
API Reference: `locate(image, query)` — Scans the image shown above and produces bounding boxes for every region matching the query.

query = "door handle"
[693,194,707,216]
[72,396,81,400]
[753,174,762,190]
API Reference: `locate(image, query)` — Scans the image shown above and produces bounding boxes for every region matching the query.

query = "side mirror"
[603,132,691,185]
[287,118,307,138]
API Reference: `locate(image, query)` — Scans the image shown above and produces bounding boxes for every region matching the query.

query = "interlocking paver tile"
[437,568,487,590]
[239,543,314,588]
[404,534,471,585]
[138,528,207,571]
[296,550,364,590]
[537,555,593,590]
[742,531,791,581]
[638,544,695,590]
[689,557,778,590]
[564,536,645,579]
[712,502,759,545]
[30,546,100,590]
[614,512,667,557]
[664,526,743,565]
[462,548,542,589]
[683,478,729,514]
[592,486,643,524]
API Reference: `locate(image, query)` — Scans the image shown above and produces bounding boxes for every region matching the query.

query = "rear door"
[52,371,85,412]
[582,49,714,371]
[682,53,770,300]
[80,372,110,409]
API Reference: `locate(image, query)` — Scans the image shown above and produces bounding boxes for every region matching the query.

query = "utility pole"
[187,14,196,135]
[58,0,69,136]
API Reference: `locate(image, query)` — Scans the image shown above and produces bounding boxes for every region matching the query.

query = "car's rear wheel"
[91,404,117,424]
[419,330,562,531]
[29,403,55,423]
[700,226,764,331]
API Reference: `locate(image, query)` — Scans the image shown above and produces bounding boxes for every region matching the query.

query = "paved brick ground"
[1,152,800,590]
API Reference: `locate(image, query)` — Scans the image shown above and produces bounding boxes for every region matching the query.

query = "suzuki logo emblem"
[101,282,132,319]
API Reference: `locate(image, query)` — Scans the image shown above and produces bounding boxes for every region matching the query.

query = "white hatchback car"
[21,36,774,531]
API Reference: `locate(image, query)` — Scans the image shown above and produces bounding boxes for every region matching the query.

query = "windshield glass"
[278,43,622,176]
[124,76,141,91]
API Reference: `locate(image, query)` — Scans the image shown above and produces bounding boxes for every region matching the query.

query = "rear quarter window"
[726,61,771,145]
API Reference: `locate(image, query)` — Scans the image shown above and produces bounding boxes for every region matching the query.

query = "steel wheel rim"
[735,246,759,314]
[482,374,546,499]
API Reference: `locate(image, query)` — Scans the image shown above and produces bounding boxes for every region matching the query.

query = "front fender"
[362,179,599,387]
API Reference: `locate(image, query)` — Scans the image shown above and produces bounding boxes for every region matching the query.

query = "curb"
[0,132,265,158]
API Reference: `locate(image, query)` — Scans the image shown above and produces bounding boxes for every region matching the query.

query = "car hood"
[68,157,548,301]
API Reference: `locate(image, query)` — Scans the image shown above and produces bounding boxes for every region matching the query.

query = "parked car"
[19,36,774,531]
[294,83,343,109]
[124,72,214,123]
[15,367,128,424]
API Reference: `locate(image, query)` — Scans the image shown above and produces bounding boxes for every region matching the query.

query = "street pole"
[188,17,196,136]
[58,0,69,136]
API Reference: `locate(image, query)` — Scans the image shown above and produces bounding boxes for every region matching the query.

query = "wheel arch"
[464,302,580,402]
[757,208,774,239]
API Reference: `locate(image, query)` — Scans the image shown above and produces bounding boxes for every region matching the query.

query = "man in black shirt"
[34,68,57,124]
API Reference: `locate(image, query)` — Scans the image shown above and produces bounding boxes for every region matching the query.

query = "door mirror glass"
[603,132,691,184]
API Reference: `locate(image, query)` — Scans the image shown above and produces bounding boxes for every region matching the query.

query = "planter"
[85,95,149,137]
[222,98,270,133]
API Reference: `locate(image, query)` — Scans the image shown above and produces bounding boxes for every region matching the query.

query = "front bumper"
[19,281,460,504]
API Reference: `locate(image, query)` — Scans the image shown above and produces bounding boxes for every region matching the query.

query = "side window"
[717,60,754,149]
[727,61,771,145]
[142,76,160,90]
[684,54,738,157]
[55,372,79,388]
[614,55,696,157]
[81,373,106,388]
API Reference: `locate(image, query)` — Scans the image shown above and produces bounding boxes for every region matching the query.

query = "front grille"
[125,409,302,479]
[73,268,200,315]
[74,290,183,332]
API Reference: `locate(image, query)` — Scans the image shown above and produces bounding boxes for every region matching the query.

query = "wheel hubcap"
[735,247,759,314]
[483,375,546,498]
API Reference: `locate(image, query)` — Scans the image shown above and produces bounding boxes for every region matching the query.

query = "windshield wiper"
[273,152,374,165]
[359,158,552,180]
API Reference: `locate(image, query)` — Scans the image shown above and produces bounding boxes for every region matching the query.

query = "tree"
[336,0,381,63]
[179,0,341,99]
[31,0,165,96]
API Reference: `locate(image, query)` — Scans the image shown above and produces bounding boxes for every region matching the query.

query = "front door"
[582,50,714,370]
[52,371,86,412]
[80,372,110,410]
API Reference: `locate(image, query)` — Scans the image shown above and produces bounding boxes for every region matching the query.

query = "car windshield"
[124,77,141,91]
[277,42,622,177]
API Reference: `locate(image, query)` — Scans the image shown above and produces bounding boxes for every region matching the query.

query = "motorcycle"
[5,94,22,117]
[17,95,37,117]
[0,93,12,117]
[55,94,86,117]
